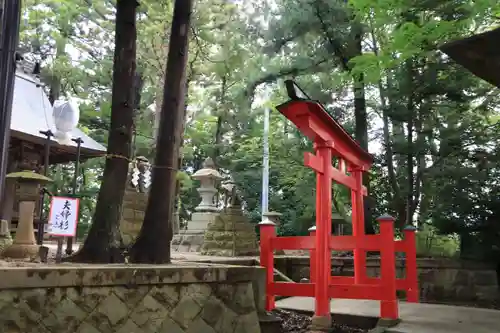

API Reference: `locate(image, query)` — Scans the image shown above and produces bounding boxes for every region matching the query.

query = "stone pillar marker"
[263,211,282,225]
[264,211,285,255]
[1,171,52,259]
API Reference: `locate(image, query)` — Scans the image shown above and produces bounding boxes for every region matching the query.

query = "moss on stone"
[6,170,53,183]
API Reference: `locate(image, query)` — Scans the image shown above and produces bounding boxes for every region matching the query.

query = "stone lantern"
[1,170,52,259]
[171,157,223,252]
[264,212,284,255]
[263,211,282,225]
[332,212,348,235]
[191,157,222,212]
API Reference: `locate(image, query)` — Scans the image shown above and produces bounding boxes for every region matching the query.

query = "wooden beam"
[304,152,367,195]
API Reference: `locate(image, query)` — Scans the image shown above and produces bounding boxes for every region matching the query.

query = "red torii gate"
[258,81,418,329]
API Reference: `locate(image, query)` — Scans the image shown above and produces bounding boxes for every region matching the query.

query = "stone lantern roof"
[192,157,222,180]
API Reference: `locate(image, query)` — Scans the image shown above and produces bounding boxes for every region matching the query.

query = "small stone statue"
[221,181,242,209]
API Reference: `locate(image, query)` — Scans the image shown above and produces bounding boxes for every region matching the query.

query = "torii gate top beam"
[276,80,373,170]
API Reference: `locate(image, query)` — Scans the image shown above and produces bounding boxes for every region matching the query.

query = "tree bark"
[212,75,227,164]
[351,24,375,234]
[67,0,137,263]
[129,0,193,263]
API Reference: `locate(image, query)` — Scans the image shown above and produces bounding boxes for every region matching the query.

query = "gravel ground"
[272,309,368,333]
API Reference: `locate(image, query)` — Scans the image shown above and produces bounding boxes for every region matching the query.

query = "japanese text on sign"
[48,196,79,237]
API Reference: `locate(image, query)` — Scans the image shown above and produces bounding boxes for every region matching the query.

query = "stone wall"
[201,207,259,257]
[274,256,499,304]
[120,187,148,246]
[0,264,264,333]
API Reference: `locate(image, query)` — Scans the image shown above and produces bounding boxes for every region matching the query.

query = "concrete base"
[171,232,205,252]
[276,297,500,333]
[310,315,332,332]
[172,212,219,253]
[1,243,39,259]
[185,211,218,234]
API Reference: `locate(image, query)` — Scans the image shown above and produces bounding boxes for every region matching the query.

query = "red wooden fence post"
[352,169,366,284]
[309,225,316,283]
[404,225,419,302]
[377,214,398,320]
[259,218,276,311]
[313,141,333,325]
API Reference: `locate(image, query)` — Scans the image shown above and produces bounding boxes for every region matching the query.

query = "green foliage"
[19,0,500,263]
[415,225,459,258]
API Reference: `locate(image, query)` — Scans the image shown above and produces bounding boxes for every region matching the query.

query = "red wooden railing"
[271,93,419,322]
[259,217,418,320]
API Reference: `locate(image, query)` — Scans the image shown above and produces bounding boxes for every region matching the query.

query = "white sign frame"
[48,196,80,237]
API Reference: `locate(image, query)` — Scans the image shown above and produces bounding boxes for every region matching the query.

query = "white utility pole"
[261,106,270,219]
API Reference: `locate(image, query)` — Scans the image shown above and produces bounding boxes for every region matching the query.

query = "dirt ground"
[272,309,368,333]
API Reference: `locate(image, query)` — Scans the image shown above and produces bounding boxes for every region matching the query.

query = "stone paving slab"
[276,297,500,333]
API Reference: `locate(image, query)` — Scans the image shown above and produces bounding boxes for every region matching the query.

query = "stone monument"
[201,182,259,256]
[1,171,52,259]
[119,156,151,247]
[172,157,222,252]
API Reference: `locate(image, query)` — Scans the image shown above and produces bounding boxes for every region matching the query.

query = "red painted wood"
[304,152,368,195]
[339,158,346,172]
[276,100,373,168]
[404,229,419,302]
[257,94,419,322]
[394,240,406,252]
[271,236,314,250]
[352,170,366,284]
[259,223,276,311]
[328,284,384,300]
[379,218,398,319]
[310,229,316,283]
[270,282,314,297]
[315,142,333,317]
[330,276,355,285]
[329,235,382,251]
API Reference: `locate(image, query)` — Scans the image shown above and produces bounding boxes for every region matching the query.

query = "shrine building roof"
[11,71,107,164]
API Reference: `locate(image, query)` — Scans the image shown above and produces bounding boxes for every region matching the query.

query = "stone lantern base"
[172,211,218,253]
[1,201,40,259]
[1,244,39,259]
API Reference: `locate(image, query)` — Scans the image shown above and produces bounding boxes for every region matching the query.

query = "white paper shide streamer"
[52,97,80,145]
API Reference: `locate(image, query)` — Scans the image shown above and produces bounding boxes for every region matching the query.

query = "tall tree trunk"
[152,76,164,142]
[352,24,374,234]
[212,74,227,164]
[67,0,137,263]
[129,0,193,263]
[405,60,416,227]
